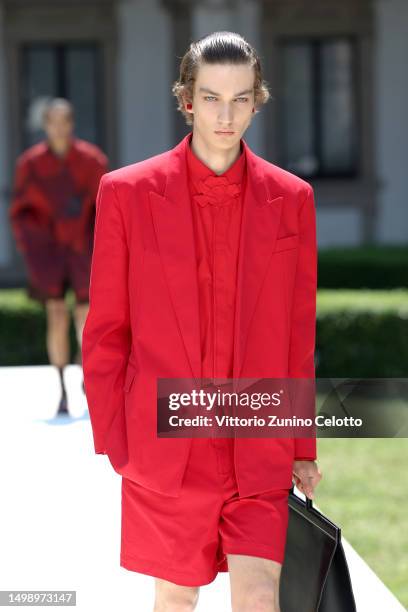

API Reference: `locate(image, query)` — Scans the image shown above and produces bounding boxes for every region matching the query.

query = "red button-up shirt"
[186,133,247,384]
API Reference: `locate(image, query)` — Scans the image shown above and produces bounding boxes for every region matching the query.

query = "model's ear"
[180,90,191,110]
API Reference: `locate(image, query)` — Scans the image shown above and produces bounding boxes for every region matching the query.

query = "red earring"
[186,103,192,110]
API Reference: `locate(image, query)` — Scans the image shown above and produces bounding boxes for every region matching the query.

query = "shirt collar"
[186,131,246,185]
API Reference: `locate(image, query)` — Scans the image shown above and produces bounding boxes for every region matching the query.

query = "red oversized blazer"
[82,131,318,498]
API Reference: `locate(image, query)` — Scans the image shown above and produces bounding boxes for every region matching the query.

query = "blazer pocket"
[123,364,138,393]
[274,233,300,253]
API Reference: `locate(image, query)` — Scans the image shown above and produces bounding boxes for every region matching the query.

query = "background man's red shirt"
[9,137,108,257]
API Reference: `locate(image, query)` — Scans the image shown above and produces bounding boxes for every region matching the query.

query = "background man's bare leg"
[45,298,70,366]
[45,298,70,413]
[73,301,89,366]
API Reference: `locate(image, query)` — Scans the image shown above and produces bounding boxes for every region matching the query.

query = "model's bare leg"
[73,301,89,366]
[45,298,71,414]
[45,298,70,365]
[228,554,282,612]
[153,578,199,611]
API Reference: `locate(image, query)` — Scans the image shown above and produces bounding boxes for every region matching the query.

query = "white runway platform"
[0,365,406,611]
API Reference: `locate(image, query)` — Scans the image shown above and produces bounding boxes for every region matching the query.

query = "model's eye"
[204,96,217,101]
[235,97,249,103]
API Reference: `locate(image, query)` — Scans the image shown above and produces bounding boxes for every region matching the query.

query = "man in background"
[9,98,108,415]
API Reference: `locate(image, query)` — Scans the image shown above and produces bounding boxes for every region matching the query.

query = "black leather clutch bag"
[279,485,357,612]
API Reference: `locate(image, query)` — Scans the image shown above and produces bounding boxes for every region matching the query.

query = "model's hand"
[292,460,322,500]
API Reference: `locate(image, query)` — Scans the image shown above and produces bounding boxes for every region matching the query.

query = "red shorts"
[120,437,291,587]
[25,240,91,304]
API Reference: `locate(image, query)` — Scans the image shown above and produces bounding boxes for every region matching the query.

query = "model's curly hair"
[172,31,271,126]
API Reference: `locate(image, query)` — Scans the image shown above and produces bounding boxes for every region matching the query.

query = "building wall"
[0,0,407,285]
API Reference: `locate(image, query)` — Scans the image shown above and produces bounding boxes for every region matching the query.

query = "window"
[20,43,104,149]
[279,37,359,179]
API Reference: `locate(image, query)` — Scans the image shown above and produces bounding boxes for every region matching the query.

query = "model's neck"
[190,131,241,176]
[48,137,72,158]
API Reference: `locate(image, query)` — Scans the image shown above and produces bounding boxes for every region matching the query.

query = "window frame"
[277,34,361,180]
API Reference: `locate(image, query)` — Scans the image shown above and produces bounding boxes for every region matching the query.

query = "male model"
[82,31,322,612]
[9,98,108,414]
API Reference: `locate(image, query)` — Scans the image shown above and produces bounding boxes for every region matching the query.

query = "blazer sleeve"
[82,173,131,454]
[288,185,318,461]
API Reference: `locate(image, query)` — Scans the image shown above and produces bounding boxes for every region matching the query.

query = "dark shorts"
[24,240,91,304]
[120,437,291,587]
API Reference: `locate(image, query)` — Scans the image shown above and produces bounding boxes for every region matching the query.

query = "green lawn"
[317,288,408,314]
[315,438,408,608]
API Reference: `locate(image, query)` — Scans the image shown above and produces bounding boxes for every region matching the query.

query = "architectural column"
[117,0,173,164]
[0,3,12,267]
[374,0,408,243]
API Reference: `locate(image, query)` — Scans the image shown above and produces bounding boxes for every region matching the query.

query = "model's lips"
[215,130,235,135]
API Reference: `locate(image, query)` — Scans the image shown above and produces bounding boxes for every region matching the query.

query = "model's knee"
[232,579,280,612]
[74,302,88,322]
[153,596,199,612]
[153,580,199,612]
[46,299,69,323]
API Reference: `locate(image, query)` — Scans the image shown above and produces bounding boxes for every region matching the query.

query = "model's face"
[43,108,74,145]
[186,62,255,149]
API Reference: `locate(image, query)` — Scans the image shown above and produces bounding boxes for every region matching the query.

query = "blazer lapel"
[148,136,202,385]
[148,133,283,387]
[233,140,284,384]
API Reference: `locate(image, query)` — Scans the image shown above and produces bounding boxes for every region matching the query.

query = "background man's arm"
[85,151,110,246]
[8,156,44,254]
